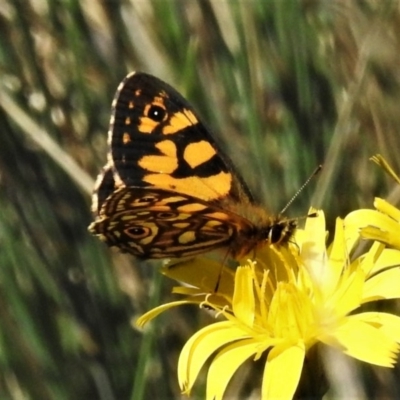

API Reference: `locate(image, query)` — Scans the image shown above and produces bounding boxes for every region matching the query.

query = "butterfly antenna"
[279,165,322,214]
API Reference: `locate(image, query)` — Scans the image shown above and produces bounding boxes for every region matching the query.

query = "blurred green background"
[2,0,400,399]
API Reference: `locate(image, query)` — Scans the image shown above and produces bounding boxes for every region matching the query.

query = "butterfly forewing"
[109,72,254,204]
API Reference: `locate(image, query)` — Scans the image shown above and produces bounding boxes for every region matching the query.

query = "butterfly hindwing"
[91,162,120,214]
[89,186,253,259]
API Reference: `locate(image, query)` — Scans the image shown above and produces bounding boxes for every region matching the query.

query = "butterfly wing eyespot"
[126,226,151,239]
[89,72,297,260]
[146,104,167,122]
[156,212,178,219]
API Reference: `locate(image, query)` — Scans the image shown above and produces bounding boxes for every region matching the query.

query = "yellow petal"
[362,267,400,302]
[301,209,326,270]
[178,321,250,393]
[263,341,305,400]
[255,246,296,282]
[369,248,400,276]
[349,206,400,248]
[323,318,399,367]
[361,225,400,249]
[370,154,400,185]
[161,257,235,299]
[206,339,260,400]
[357,241,384,276]
[326,217,346,292]
[344,209,395,249]
[135,300,194,328]
[351,312,400,343]
[172,286,204,296]
[374,197,400,222]
[329,268,364,316]
[293,228,306,248]
[342,210,368,250]
[232,266,255,327]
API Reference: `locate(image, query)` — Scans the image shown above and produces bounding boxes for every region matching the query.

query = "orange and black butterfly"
[89,72,296,259]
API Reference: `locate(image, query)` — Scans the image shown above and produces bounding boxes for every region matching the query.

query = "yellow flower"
[137,208,400,400]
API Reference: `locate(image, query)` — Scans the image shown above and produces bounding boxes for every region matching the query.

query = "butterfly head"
[231,215,297,260]
[267,217,297,245]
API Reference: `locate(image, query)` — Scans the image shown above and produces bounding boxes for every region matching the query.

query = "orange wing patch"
[142,171,232,201]
[162,109,198,135]
[138,140,178,173]
[178,231,196,244]
[177,203,207,213]
[184,140,217,169]
[123,133,131,144]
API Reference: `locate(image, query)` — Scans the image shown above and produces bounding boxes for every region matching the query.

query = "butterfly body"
[89,72,296,260]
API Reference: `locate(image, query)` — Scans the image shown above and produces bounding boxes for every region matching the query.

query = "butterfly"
[88,72,297,259]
